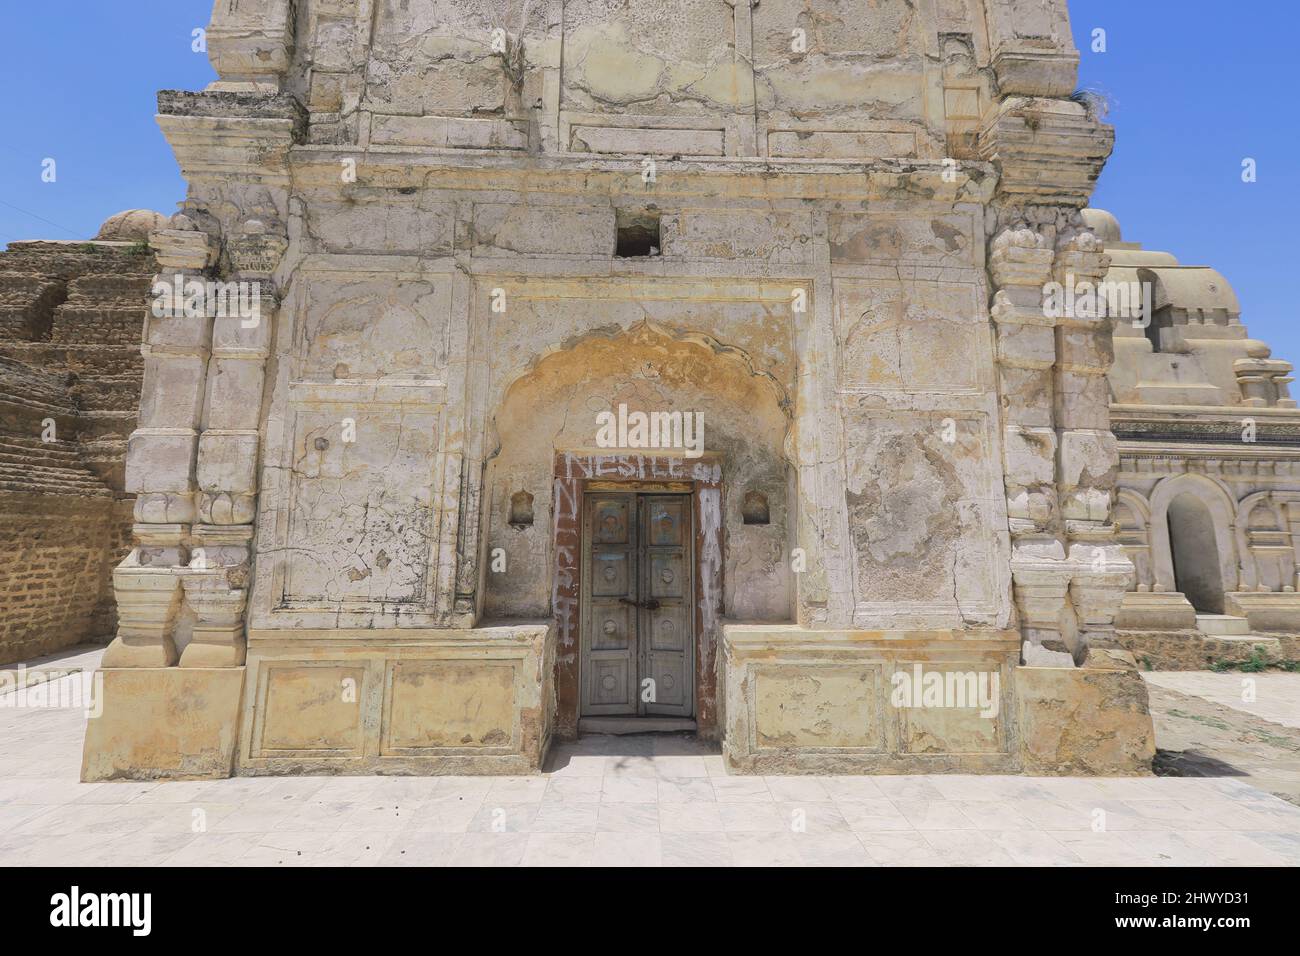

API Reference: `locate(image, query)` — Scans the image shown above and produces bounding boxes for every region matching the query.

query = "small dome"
[1081,208,1122,243]
[94,210,168,242]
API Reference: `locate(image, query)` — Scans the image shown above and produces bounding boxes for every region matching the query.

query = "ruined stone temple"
[61,0,1291,780]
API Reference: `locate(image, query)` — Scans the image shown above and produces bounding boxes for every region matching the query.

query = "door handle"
[619,597,662,611]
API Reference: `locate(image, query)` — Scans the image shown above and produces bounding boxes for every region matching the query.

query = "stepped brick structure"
[0,218,160,665]
[81,0,1288,781]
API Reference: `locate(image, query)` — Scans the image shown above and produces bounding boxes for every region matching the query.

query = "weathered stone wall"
[0,240,154,665]
[0,495,117,662]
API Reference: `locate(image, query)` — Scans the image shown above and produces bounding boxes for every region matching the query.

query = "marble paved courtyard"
[3,649,1300,867]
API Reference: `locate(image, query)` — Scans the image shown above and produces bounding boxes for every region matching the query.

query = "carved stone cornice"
[978,97,1114,207]
[1113,420,1300,446]
[156,92,307,187]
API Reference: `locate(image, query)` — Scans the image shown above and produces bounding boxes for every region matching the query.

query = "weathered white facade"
[83,0,1160,780]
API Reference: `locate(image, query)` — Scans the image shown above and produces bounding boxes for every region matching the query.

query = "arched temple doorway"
[1167,492,1225,614]
[483,322,795,737]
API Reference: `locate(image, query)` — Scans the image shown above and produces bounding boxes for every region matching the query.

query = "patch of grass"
[1241,646,1273,673]
[1166,708,1231,731]
[1208,647,1288,672]
[1251,729,1296,750]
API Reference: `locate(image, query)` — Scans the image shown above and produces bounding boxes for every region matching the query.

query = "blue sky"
[1074,0,1300,362]
[1,1,1296,358]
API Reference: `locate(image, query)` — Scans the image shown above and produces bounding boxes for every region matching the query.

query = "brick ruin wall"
[0,241,153,665]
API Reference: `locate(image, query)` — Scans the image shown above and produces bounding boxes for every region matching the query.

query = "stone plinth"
[722,624,1020,775]
[81,667,245,781]
[236,624,553,776]
[1015,665,1155,776]
[1226,592,1300,632]
[1115,591,1198,630]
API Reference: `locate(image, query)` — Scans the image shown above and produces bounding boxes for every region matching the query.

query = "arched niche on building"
[1236,493,1295,593]
[1166,494,1225,613]
[1115,489,1153,592]
[1148,473,1238,610]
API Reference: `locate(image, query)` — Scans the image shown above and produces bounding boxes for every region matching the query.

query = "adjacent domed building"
[94,210,168,243]
[1092,211,1300,665]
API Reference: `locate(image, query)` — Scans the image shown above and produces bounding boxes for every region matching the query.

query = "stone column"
[182,222,284,667]
[1234,360,1273,407]
[978,7,1126,665]
[103,224,219,668]
[989,223,1075,665]
[1056,226,1133,652]
[1275,373,1297,409]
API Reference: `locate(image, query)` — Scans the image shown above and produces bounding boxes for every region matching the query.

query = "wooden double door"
[580,492,695,718]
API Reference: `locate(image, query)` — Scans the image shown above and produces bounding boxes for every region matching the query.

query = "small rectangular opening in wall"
[615,208,661,258]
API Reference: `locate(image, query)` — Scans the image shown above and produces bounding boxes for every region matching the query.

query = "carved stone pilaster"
[180,525,252,668]
[1010,540,1075,666]
[206,0,296,94]
[102,525,187,668]
[1055,223,1134,649]
[189,218,282,662]
[981,24,1124,662]
[982,0,1079,97]
[107,220,220,667]
[990,222,1075,664]
[990,224,1057,538]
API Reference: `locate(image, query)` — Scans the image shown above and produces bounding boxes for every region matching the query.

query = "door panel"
[640,495,694,718]
[589,658,632,708]
[647,497,688,546]
[591,552,631,596]
[648,606,689,652]
[591,605,634,651]
[648,553,687,599]
[592,498,631,543]
[582,494,637,716]
[579,491,695,719]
